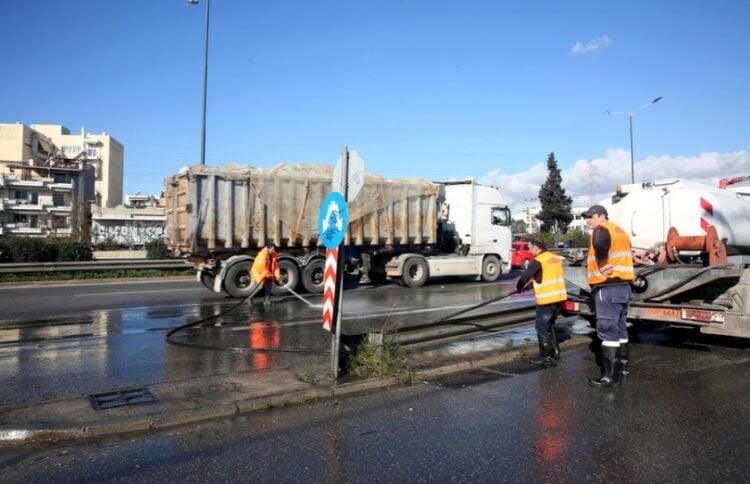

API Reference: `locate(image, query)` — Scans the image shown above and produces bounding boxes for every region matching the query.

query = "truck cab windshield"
[491,207,511,226]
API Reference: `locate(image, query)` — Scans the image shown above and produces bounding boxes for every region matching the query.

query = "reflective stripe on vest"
[533,251,567,305]
[587,221,635,284]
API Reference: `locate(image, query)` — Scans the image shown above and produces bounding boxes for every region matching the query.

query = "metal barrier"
[0,259,190,274]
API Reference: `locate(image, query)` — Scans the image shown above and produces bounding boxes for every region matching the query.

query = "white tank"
[600,178,750,255]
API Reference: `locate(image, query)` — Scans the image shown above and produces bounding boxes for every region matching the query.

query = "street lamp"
[188,0,210,166]
[605,96,662,184]
[523,197,538,233]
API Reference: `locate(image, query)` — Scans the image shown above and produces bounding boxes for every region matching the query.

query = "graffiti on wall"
[92,221,165,247]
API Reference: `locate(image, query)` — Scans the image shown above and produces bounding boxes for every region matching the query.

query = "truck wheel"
[401,257,428,288]
[224,260,258,298]
[271,259,300,295]
[482,255,502,281]
[200,271,216,291]
[301,259,325,294]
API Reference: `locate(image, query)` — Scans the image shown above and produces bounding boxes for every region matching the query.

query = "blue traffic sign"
[318,192,348,249]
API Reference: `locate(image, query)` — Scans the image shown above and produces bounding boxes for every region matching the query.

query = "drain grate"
[89,387,156,410]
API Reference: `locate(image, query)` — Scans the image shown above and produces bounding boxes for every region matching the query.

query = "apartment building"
[0,123,123,238]
[31,124,123,208]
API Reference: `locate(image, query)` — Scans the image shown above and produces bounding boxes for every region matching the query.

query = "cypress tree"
[537,152,573,234]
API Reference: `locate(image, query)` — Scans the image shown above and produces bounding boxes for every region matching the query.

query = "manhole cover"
[89,388,156,410]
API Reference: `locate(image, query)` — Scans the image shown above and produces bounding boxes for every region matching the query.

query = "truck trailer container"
[164,163,513,298]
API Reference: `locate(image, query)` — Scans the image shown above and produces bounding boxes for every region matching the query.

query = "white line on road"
[73,288,204,297]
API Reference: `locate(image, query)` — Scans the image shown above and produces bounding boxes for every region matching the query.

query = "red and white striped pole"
[322,249,338,331]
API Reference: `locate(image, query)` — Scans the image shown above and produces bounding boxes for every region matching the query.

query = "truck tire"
[271,259,300,296]
[482,255,502,282]
[200,270,216,291]
[301,259,325,294]
[401,257,428,288]
[224,260,258,298]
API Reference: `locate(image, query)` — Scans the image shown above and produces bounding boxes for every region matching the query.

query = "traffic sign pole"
[321,146,364,380]
[331,147,350,378]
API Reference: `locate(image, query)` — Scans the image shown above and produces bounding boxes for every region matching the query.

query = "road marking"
[479,367,520,378]
[73,288,205,297]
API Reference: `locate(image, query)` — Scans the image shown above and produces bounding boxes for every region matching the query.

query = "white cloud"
[571,35,611,55]
[480,149,750,217]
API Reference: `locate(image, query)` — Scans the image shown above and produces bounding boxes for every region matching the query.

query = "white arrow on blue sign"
[318,192,348,249]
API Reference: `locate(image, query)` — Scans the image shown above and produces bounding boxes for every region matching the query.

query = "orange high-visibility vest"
[587,221,635,285]
[533,251,567,305]
[251,248,280,284]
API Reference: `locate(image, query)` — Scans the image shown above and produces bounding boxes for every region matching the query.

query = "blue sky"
[2,1,748,214]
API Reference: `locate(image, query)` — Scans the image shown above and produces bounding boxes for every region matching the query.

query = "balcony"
[48,227,73,236]
[49,182,75,190]
[2,223,43,235]
[47,205,73,214]
[2,178,44,188]
[1,200,45,212]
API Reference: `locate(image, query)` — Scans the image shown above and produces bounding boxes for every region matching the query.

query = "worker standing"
[516,238,567,366]
[251,243,281,305]
[582,205,634,388]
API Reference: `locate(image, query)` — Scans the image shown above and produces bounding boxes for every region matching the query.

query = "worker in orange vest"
[583,204,634,388]
[251,243,281,305]
[516,238,567,366]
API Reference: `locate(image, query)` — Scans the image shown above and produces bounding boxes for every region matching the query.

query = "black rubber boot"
[529,335,555,366]
[619,343,629,384]
[550,328,561,360]
[589,345,620,388]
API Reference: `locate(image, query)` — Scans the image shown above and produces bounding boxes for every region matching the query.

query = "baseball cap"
[582,204,608,218]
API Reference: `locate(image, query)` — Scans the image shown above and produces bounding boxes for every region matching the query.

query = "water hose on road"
[165,282,329,355]
[431,289,519,330]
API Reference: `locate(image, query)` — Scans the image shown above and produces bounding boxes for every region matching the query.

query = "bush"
[0,237,95,263]
[56,240,93,261]
[4,237,58,262]
[145,238,169,260]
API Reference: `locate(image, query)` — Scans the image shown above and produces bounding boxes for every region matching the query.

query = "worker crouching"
[251,243,282,305]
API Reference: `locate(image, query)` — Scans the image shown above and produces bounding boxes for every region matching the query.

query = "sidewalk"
[0,322,592,449]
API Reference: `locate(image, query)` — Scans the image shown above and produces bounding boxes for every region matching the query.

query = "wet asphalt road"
[2,328,750,482]
[0,276,526,407]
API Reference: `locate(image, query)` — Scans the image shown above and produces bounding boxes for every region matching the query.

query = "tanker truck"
[563,176,750,339]
[164,163,513,298]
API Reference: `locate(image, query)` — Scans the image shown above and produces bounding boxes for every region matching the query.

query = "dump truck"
[164,163,513,298]
[563,176,750,339]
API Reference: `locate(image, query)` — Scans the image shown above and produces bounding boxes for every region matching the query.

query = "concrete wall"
[93,250,147,259]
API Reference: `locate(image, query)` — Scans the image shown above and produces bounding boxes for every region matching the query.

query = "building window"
[53,193,66,207]
[53,173,68,183]
[13,191,27,201]
[62,145,82,156]
[87,147,100,158]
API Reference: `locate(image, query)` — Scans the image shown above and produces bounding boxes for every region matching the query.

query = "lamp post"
[523,197,538,233]
[188,0,210,165]
[605,96,662,184]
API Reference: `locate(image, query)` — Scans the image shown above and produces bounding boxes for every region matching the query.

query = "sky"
[1,1,749,216]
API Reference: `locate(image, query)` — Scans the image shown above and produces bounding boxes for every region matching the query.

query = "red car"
[511,241,534,270]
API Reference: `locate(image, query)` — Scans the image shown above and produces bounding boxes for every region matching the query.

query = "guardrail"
[389,305,537,346]
[0,259,191,274]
